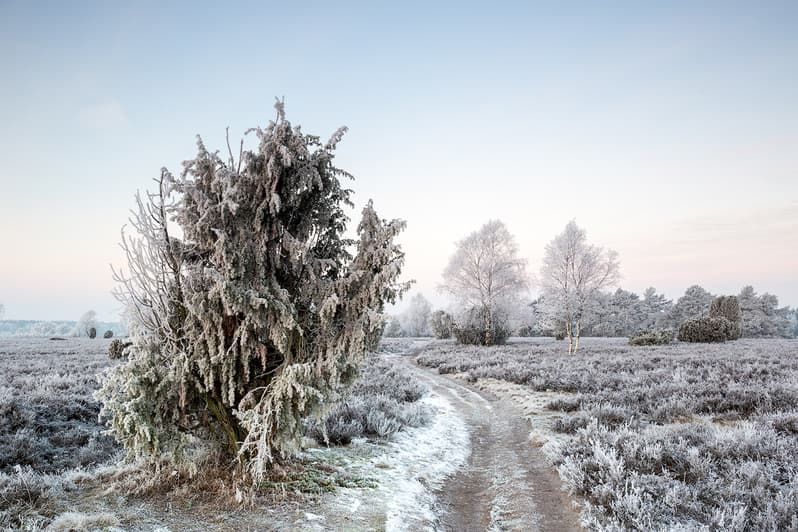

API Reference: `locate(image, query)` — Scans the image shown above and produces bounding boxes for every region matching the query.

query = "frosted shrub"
[452,306,510,346]
[545,420,798,530]
[97,101,409,476]
[678,316,734,342]
[430,310,454,339]
[305,355,430,445]
[628,328,673,346]
[710,295,742,340]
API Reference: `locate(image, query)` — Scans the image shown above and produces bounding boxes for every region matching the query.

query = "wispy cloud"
[77,99,128,130]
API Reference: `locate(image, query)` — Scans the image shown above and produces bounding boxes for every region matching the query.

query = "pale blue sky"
[1,1,796,320]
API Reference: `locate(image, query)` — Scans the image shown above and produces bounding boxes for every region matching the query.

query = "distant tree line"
[385,220,797,349]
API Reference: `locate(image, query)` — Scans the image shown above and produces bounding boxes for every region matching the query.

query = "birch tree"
[539,220,619,353]
[403,293,432,336]
[97,101,409,477]
[440,220,528,345]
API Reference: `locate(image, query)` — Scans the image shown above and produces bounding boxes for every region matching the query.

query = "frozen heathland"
[417,337,798,530]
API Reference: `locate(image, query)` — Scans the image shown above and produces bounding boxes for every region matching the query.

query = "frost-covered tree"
[383,315,404,337]
[0,303,4,319]
[440,220,528,345]
[669,285,713,326]
[593,288,643,337]
[74,310,98,337]
[539,221,620,353]
[738,286,792,338]
[97,101,409,477]
[640,287,673,329]
[403,293,432,337]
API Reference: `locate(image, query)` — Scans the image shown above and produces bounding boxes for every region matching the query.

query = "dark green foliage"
[107,339,131,360]
[452,307,509,346]
[102,330,113,339]
[429,310,453,339]
[709,295,742,340]
[678,316,734,343]
[87,327,96,339]
[629,329,674,346]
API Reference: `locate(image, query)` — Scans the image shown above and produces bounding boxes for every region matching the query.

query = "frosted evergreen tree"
[669,285,713,326]
[738,286,792,338]
[641,287,673,329]
[593,289,643,337]
[97,101,409,477]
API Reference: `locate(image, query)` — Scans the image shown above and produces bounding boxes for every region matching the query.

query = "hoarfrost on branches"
[73,310,98,338]
[97,101,410,477]
[538,220,620,353]
[440,220,528,345]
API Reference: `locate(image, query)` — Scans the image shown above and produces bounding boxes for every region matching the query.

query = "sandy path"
[397,356,583,532]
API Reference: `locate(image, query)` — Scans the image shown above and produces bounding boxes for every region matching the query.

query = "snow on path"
[297,363,470,531]
[405,361,583,532]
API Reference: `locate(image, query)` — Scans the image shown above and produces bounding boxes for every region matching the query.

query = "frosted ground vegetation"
[416,338,798,530]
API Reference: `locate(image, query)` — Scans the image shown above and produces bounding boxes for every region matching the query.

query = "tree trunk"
[484,306,494,346]
[574,320,581,353]
[205,394,246,458]
[566,321,573,354]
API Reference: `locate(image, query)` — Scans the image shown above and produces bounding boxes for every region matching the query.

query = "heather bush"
[678,316,734,343]
[305,355,430,445]
[545,420,798,530]
[0,466,66,529]
[452,306,510,345]
[628,328,673,346]
[710,295,742,340]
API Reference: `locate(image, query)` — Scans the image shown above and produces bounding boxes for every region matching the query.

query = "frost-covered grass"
[0,337,121,528]
[305,354,432,445]
[417,337,798,530]
[1,337,441,529]
[0,338,119,474]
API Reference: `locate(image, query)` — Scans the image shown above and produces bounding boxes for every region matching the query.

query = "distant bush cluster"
[678,295,743,343]
[678,316,735,342]
[429,310,454,339]
[304,356,430,445]
[628,328,673,346]
[452,307,510,346]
